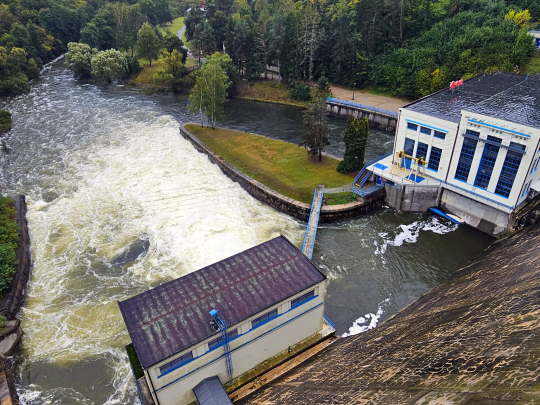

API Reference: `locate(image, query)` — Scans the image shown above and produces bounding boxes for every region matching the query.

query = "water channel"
[0,60,494,404]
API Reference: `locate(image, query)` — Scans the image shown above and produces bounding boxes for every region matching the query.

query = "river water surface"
[0,61,493,404]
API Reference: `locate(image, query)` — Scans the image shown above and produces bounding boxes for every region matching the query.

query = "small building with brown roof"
[119,235,330,405]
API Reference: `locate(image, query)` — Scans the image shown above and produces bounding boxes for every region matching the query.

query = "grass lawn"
[185,125,352,203]
[134,60,164,84]
[236,80,309,107]
[523,52,540,75]
[324,192,357,205]
[157,17,184,35]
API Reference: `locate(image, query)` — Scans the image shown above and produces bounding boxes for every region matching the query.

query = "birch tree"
[301,3,320,80]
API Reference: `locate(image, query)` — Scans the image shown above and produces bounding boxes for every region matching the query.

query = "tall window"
[495,150,523,198]
[291,290,315,308]
[404,138,415,155]
[455,138,479,182]
[208,328,238,350]
[416,142,429,160]
[252,308,279,329]
[428,147,442,171]
[160,351,194,374]
[474,142,500,189]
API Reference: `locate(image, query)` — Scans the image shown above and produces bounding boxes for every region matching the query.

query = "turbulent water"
[0,60,492,405]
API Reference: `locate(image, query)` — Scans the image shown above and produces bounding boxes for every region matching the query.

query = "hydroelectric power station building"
[119,235,333,405]
[364,72,540,236]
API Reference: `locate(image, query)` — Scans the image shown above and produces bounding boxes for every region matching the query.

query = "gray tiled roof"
[404,72,526,123]
[118,236,326,368]
[467,74,540,129]
[193,376,233,405]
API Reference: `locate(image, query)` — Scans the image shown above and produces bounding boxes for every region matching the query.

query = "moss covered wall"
[240,222,540,404]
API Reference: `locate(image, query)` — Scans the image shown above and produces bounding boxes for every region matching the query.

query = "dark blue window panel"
[407,122,418,130]
[428,146,442,171]
[510,142,526,151]
[530,158,538,174]
[455,138,478,182]
[487,135,502,143]
[474,143,500,189]
[252,308,278,328]
[466,129,480,137]
[522,181,532,198]
[416,142,429,160]
[420,126,432,135]
[160,351,194,374]
[208,328,238,350]
[495,150,522,198]
[291,290,315,308]
[434,131,446,139]
[404,138,415,155]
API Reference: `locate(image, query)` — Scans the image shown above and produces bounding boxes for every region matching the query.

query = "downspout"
[445,124,460,183]
[391,109,402,165]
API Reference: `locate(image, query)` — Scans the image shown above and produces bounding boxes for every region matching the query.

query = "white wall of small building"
[146,280,327,405]
[445,111,540,209]
[394,108,459,182]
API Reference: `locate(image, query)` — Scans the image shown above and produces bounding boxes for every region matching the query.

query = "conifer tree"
[337,116,369,173]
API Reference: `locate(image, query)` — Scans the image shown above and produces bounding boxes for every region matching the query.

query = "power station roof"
[403,72,527,123]
[193,376,233,405]
[118,235,326,368]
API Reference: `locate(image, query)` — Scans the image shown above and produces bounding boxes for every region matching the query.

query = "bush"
[0,195,18,294]
[289,82,311,101]
[0,111,11,135]
[172,74,196,93]
[126,56,141,76]
[153,72,174,87]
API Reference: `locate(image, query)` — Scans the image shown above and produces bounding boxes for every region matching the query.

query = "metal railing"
[353,151,393,189]
[326,97,399,117]
[352,184,385,197]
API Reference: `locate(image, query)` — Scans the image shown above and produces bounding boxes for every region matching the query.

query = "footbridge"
[301,185,324,260]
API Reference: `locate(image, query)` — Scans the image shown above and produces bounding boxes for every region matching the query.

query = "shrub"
[0,195,18,294]
[153,72,174,87]
[289,82,311,101]
[0,111,11,135]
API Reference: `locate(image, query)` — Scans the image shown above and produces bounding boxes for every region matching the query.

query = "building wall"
[394,109,459,182]
[445,112,540,210]
[147,281,327,405]
[384,182,442,212]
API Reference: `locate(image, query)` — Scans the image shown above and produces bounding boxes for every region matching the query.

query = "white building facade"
[119,236,332,405]
[372,72,540,235]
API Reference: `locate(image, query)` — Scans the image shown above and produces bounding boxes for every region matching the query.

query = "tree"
[65,42,97,77]
[337,115,369,173]
[162,30,187,63]
[188,52,230,129]
[111,3,145,56]
[90,49,128,83]
[162,49,185,78]
[136,22,160,66]
[301,94,330,162]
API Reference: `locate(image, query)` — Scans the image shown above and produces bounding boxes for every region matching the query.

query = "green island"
[185,124,353,204]
[0,195,18,295]
[0,111,11,136]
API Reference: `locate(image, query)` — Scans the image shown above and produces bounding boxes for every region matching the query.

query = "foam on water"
[342,298,391,337]
[375,217,458,255]
[2,63,303,404]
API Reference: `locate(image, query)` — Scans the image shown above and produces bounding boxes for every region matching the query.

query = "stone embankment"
[239,222,540,404]
[179,124,385,222]
[0,194,32,405]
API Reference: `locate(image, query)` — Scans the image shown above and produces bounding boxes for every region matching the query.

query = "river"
[0,60,493,404]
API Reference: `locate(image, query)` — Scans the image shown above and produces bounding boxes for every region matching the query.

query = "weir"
[301,185,324,259]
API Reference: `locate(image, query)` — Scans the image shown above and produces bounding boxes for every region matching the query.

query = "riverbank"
[234,81,309,108]
[0,111,11,135]
[185,124,351,203]
[180,124,385,221]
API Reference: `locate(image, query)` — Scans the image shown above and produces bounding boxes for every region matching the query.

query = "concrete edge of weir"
[179,123,386,223]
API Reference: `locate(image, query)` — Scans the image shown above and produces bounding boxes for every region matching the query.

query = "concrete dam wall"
[239,222,540,404]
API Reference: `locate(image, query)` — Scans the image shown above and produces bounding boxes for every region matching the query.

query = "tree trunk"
[319,148,322,162]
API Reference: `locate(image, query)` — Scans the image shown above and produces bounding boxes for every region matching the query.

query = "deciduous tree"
[136,22,160,66]
[90,49,128,83]
[65,42,97,77]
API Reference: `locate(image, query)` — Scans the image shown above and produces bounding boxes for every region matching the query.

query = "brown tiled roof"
[118,235,326,368]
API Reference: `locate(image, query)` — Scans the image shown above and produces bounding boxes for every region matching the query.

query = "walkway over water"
[301,185,324,260]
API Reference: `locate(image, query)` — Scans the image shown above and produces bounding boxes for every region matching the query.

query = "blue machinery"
[209,309,234,382]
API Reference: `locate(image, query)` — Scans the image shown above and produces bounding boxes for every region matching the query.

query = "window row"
[406,122,446,139]
[404,138,442,171]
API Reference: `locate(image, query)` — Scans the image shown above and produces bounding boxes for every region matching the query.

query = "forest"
[0,0,538,98]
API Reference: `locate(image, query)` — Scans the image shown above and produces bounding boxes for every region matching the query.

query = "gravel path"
[330,85,407,113]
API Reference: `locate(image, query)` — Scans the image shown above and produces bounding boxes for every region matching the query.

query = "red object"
[450,81,456,89]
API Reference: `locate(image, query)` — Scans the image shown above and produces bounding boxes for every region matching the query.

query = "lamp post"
[352,82,356,100]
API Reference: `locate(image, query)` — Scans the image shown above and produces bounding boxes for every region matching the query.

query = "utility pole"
[352,82,356,100]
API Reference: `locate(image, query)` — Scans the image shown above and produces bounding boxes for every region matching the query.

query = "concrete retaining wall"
[441,188,512,237]
[384,182,442,212]
[179,124,385,223]
[326,102,397,131]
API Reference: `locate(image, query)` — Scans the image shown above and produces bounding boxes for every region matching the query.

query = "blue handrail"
[352,184,385,197]
[326,97,399,117]
[353,151,393,188]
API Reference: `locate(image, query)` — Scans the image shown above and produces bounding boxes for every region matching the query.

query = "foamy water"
[1,63,302,404]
